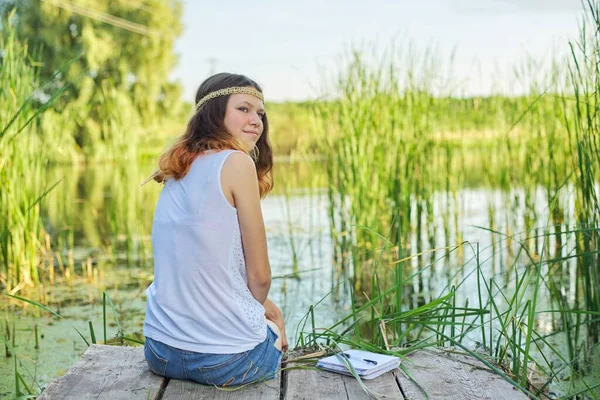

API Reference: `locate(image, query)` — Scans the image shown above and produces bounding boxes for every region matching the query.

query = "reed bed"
[0,15,62,291]
[0,15,163,291]
[565,0,600,350]
[297,3,600,398]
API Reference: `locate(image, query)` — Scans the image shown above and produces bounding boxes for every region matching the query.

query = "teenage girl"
[143,72,287,387]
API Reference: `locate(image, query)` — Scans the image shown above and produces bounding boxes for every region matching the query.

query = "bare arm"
[221,152,271,304]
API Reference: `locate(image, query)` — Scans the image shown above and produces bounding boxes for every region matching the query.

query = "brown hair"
[149,73,273,197]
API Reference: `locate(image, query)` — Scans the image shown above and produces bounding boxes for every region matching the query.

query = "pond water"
[0,160,595,398]
[0,161,349,396]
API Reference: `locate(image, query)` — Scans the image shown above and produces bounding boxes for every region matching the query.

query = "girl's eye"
[238,107,264,119]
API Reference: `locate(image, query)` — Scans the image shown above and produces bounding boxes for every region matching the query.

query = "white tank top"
[143,150,267,354]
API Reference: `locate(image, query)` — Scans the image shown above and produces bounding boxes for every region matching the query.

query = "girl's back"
[144,150,267,354]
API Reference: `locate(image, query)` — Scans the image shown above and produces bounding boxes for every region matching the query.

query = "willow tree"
[1,0,185,158]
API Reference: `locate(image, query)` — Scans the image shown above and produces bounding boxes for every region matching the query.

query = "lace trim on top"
[228,220,266,336]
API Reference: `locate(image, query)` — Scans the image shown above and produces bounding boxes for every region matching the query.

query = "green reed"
[301,7,600,396]
[295,224,600,398]
[0,10,185,291]
[0,14,68,291]
[311,43,575,283]
[565,0,600,349]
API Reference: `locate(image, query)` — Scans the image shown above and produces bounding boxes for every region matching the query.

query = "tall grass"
[0,17,162,290]
[310,46,441,287]
[302,6,600,397]
[566,0,600,349]
[0,13,67,291]
[296,227,600,398]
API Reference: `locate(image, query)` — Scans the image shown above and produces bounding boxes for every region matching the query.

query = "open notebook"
[316,349,401,380]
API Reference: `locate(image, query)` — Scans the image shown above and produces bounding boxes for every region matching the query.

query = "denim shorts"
[144,326,283,387]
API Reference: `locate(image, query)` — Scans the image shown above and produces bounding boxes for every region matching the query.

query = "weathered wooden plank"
[394,368,428,400]
[161,370,280,400]
[284,368,404,400]
[341,371,405,399]
[36,346,533,400]
[285,368,348,399]
[395,349,529,400]
[37,344,166,400]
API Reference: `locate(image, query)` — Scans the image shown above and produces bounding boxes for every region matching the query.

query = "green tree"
[1,0,184,158]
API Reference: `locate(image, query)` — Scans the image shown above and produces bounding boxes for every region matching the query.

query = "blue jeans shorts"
[144,326,283,387]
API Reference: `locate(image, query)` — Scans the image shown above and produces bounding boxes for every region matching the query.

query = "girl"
[142,72,287,387]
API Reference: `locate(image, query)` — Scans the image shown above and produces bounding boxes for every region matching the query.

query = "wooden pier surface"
[37,344,529,399]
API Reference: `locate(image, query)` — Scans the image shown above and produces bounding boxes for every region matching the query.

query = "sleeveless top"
[143,150,267,354]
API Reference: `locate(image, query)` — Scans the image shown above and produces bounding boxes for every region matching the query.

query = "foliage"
[1,0,186,159]
[0,12,61,289]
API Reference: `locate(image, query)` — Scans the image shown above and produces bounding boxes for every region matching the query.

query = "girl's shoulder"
[220,151,257,208]
[222,151,256,178]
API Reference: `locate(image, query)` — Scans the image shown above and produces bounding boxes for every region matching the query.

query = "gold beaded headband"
[195,86,264,110]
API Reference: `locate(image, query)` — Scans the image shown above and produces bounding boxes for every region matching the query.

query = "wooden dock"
[37,344,529,399]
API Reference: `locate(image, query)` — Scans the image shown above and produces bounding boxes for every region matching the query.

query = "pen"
[341,352,378,365]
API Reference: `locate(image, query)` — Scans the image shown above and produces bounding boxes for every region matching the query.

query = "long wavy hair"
[147,73,274,197]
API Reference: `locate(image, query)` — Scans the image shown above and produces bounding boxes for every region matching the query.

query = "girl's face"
[223,92,265,151]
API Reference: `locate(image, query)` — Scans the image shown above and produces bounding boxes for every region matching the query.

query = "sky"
[170,0,587,102]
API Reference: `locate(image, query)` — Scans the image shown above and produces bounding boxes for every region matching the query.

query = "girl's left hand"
[264,299,288,352]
